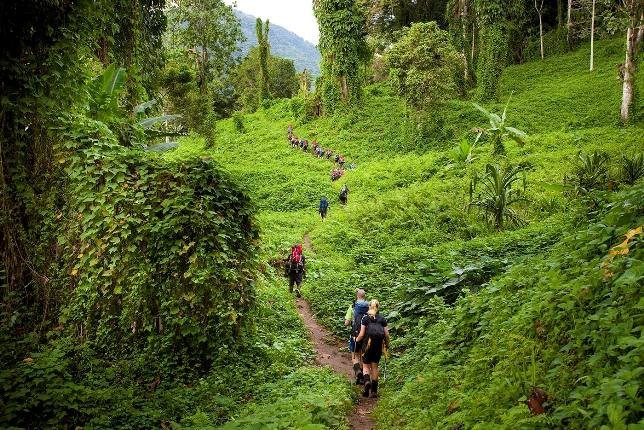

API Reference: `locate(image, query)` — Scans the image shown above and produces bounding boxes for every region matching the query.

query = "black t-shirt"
[361,314,387,329]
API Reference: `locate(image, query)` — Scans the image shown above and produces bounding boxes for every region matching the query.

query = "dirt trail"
[295,298,376,430]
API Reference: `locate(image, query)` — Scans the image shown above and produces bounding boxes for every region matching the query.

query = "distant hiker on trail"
[331,168,344,181]
[356,299,390,398]
[339,184,349,205]
[287,124,293,137]
[284,244,305,297]
[319,197,329,220]
[344,289,370,385]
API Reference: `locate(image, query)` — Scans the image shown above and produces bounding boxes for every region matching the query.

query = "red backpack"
[291,244,303,265]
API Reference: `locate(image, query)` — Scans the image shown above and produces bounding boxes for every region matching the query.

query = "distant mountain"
[235,10,321,76]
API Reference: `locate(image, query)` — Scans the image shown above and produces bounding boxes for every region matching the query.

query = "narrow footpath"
[295,298,377,430]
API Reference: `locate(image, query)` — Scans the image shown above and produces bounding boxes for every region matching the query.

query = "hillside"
[171,36,644,428]
[235,10,321,76]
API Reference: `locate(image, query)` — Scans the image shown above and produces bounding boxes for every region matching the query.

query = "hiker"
[355,299,390,398]
[344,289,370,385]
[287,124,293,137]
[284,244,305,297]
[339,184,349,205]
[319,196,329,220]
[303,140,308,152]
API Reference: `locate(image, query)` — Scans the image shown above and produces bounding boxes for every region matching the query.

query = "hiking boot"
[362,375,371,397]
[295,289,302,298]
[370,380,379,398]
[352,363,363,385]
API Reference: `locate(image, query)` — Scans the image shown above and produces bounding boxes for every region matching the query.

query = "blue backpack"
[320,197,329,210]
[352,300,369,337]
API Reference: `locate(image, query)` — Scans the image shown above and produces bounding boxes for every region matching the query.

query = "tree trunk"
[462,0,470,84]
[471,22,476,62]
[557,0,564,28]
[590,0,596,71]
[535,0,544,59]
[567,0,573,44]
[620,15,641,122]
[340,75,349,101]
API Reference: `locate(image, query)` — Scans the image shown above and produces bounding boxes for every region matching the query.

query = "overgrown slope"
[172,36,642,429]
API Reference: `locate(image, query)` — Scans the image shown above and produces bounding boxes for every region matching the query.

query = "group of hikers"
[287,125,352,181]
[318,184,349,221]
[284,244,389,398]
[284,125,388,398]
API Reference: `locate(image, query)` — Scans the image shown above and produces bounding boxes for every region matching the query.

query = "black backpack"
[365,316,385,342]
[352,301,369,337]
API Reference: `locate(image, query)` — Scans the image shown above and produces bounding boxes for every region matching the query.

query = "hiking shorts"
[288,272,303,290]
[363,341,383,364]
[320,208,327,218]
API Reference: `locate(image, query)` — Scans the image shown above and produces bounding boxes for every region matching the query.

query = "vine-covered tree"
[387,22,462,109]
[475,0,508,100]
[447,0,476,86]
[314,0,369,111]
[256,18,271,103]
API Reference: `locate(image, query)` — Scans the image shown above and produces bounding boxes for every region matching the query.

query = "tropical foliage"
[1,0,643,429]
[387,22,462,109]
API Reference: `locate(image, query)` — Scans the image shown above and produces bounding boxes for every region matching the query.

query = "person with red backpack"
[344,289,370,385]
[356,299,390,398]
[284,244,305,297]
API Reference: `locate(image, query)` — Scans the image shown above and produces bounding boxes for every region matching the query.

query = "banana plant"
[450,134,481,164]
[469,163,527,230]
[472,97,527,156]
[88,65,185,152]
[88,64,127,122]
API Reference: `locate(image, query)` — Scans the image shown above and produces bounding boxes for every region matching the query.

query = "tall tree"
[590,0,596,70]
[256,18,271,104]
[535,0,545,59]
[620,0,643,122]
[447,0,476,86]
[175,0,243,94]
[475,0,508,100]
[314,0,369,111]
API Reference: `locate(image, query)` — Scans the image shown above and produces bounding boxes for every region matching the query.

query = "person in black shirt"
[355,299,390,398]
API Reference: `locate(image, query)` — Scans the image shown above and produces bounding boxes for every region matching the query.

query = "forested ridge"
[1,0,642,429]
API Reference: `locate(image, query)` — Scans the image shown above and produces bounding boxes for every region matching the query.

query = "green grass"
[170,36,643,428]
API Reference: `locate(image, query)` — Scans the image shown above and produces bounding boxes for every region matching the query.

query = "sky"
[223,0,319,44]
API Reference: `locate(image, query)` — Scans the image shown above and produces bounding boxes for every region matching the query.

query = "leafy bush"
[232,111,246,133]
[450,136,479,164]
[56,116,260,367]
[619,153,644,185]
[387,22,462,109]
[564,150,611,195]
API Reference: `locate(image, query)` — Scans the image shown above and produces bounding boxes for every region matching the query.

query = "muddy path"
[295,298,376,430]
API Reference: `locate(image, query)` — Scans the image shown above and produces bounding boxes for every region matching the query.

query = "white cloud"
[224,0,319,44]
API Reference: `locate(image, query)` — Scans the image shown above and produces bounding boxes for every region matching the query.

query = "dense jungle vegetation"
[1,0,642,429]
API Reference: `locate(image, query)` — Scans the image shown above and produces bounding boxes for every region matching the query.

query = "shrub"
[619,153,644,185]
[564,150,611,195]
[58,117,259,367]
[232,111,246,133]
[387,22,462,109]
[469,163,527,230]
